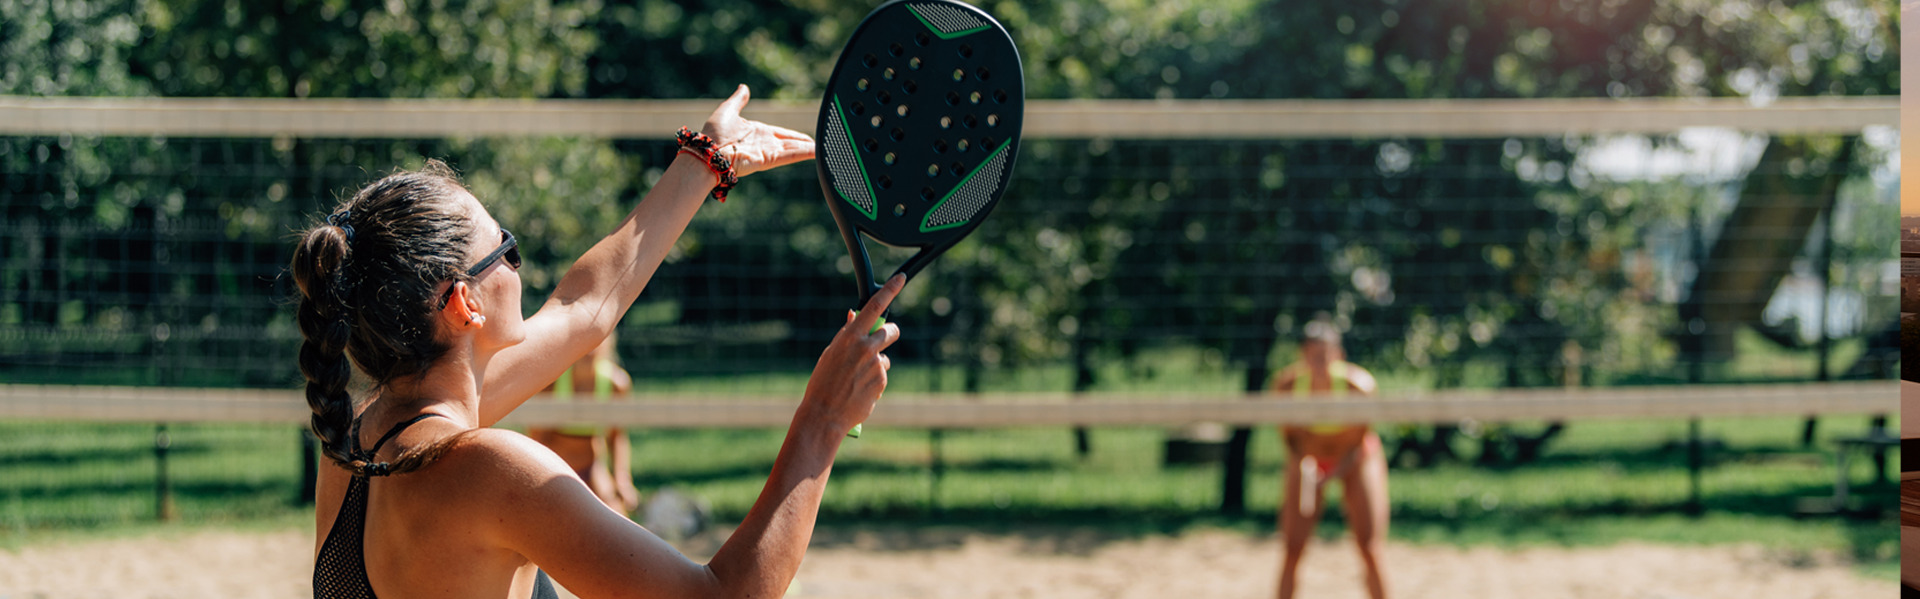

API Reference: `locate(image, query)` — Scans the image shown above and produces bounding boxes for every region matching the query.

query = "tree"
[0,0,1896,394]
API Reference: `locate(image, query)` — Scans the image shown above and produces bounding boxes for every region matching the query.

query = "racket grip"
[851,310,887,334]
[844,311,887,439]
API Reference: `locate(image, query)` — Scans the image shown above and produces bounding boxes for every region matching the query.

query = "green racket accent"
[844,310,887,439]
[920,138,1012,232]
[828,94,880,220]
[906,3,991,39]
[852,310,887,334]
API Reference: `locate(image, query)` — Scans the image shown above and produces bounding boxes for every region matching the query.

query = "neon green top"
[551,358,617,437]
[1277,360,1354,434]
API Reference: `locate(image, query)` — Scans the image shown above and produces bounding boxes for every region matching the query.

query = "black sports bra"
[313,413,559,599]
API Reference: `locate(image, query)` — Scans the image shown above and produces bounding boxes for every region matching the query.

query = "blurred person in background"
[1269,315,1388,599]
[528,333,642,514]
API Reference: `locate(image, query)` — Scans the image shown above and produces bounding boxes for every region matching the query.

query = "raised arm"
[479,85,814,426]
[1268,365,1298,396]
[497,277,904,599]
[1343,363,1378,395]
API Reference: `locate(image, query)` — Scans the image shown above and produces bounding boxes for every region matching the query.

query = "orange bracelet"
[676,127,738,202]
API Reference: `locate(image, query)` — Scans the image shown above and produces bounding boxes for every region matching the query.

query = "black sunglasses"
[441,227,521,306]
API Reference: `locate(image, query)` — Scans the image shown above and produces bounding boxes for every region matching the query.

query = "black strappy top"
[314,413,560,599]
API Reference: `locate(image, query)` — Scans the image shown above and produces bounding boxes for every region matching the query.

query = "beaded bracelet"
[676,127,739,202]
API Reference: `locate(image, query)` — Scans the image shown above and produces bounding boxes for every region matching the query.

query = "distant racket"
[815,0,1024,437]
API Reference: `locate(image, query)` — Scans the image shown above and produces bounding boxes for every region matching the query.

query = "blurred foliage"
[0,0,1899,389]
[136,0,597,98]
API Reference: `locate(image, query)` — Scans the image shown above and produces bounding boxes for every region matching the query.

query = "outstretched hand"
[704,84,814,178]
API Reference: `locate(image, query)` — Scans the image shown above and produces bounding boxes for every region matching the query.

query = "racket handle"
[851,310,887,334]
[844,310,888,438]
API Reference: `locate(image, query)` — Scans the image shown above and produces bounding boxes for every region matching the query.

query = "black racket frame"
[814,0,1025,308]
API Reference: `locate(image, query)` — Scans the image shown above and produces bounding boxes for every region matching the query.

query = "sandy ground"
[0,526,1890,599]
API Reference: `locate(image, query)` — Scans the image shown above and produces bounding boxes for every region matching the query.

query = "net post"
[1685,418,1703,516]
[154,423,175,522]
[1221,427,1252,515]
[1220,365,1267,515]
[1869,415,1890,485]
[928,428,945,515]
[1071,337,1094,458]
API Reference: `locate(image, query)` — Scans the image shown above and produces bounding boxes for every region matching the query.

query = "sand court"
[0,526,1886,599]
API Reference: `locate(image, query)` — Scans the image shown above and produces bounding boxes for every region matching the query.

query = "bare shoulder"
[1343,363,1379,395]
[421,427,635,558]
[316,429,571,558]
[383,429,569,516]
[431,427,574,486]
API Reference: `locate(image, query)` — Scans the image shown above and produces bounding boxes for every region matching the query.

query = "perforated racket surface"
[817,0,1023,302]
[815,0,1023,436]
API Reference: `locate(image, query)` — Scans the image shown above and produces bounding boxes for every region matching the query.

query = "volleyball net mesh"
[0,96,1899,527]
[0,96,1900,393]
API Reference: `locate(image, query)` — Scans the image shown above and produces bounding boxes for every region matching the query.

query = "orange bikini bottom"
[1304,433,1382,476]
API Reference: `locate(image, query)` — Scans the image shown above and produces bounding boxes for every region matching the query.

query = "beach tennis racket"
[815,0,1024,437]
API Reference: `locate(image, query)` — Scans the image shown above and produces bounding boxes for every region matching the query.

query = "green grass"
[0,414,1898,580]
[0,421,309,545]
[629,345,1459,397]
[628,415,1889,582]
[626,346,1251,396]
[625,333,1876,399]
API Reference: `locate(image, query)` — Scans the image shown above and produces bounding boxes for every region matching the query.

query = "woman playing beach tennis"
[1271,317,1389,599]
[296,85,905,598]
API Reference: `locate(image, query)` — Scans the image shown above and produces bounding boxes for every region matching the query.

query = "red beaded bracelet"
[676,127,739,202]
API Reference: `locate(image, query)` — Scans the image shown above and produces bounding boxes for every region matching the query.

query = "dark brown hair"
[1301,312,1342,349]
[290,159,479,476]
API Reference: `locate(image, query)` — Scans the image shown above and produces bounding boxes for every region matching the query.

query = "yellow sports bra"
[551,358,617,437]
[1277,360,1354,434]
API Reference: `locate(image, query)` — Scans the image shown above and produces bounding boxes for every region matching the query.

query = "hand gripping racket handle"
[842,234,885,439]
[845,293,893,439]
[852,307,887,437]
[841,236,945,439]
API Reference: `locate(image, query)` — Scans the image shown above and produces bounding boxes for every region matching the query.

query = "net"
[0,97,1898,392]
[0,96,1898,528]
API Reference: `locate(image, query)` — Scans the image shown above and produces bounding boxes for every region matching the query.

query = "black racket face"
[816,0,1024,253]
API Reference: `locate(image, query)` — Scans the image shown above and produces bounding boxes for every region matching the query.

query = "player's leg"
[609,426,641,513]
[1340,433,1390,599]
[584,431,624,511]
[1278,450,1323,599]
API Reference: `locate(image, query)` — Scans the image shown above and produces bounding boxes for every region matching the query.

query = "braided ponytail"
[292,221,363,472]
[289,160,482,477]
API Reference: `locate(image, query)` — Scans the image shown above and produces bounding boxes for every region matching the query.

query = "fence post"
[1220,365,1268,515]
[1802,203,1835,448]
[1221,428,1252,515]
[1686,418,1703,516]
[1869,414,1889,485]
[155,423,175,521]
[928,428,944,514]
